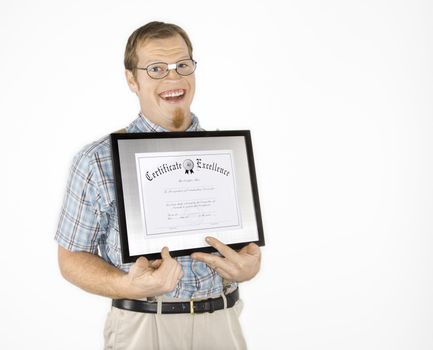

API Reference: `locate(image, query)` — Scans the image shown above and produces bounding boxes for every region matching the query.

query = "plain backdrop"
[1,0,433,349]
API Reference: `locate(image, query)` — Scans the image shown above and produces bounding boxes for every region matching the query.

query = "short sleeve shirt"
[55,113,236,299]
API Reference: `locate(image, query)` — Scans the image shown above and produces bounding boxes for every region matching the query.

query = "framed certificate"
[111,130,264,263]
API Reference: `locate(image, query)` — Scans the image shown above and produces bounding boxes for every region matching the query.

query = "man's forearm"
[58,246,128,299]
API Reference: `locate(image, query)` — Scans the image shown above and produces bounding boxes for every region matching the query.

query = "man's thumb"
[161,247,171,260]
[246,243,260,256]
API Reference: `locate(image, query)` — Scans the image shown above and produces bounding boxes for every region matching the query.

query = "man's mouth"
[159,89,186,102]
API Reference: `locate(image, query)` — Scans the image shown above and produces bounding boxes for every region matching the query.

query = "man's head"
[124,21,196,131]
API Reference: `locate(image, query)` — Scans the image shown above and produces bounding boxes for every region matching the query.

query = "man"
[56,21,261,350]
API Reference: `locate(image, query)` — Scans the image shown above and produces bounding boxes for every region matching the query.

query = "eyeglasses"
[135,59,197,80]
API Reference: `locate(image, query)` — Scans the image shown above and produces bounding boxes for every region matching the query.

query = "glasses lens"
[176,59,196,76]
[147,63,168,79]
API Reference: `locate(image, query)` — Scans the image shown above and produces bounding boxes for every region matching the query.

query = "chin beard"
[172,108,186,129]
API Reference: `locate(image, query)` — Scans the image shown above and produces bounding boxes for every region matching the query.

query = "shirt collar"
[126,112,203,133]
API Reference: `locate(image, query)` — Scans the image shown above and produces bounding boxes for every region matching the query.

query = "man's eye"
[149,65,164,72]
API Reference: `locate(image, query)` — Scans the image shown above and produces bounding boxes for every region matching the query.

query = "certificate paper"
[111,130,265,262]
[135,150,242,237]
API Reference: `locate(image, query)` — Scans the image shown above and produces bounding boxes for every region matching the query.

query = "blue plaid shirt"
[55,113,236,299]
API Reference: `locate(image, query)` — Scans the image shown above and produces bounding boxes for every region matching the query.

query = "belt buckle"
[190,298,195,314]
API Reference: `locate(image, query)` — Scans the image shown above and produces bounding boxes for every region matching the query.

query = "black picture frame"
[111,130,264,263]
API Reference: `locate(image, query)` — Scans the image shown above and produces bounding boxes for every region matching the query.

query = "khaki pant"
[103,300,247,350]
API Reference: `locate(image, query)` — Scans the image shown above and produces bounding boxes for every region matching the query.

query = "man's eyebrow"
[141,55,191,66]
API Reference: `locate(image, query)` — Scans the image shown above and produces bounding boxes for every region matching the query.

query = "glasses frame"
[135,58,197,80]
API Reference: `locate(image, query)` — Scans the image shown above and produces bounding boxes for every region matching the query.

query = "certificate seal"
[183,159,194,174]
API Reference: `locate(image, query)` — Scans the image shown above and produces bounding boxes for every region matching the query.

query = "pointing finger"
[191,252,229,270]
[205,237,239,261]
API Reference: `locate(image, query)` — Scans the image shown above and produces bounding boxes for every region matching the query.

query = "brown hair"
[124,21,193,75]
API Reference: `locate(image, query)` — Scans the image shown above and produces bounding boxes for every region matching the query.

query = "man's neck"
[139,112,193,132]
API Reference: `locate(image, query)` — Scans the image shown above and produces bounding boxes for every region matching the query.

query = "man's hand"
[191,237,261,282]
[123,247,183,299]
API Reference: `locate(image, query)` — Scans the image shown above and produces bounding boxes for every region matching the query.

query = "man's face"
[126,34,196,131]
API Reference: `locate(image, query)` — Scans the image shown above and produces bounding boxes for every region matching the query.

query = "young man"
[56,21,261,350]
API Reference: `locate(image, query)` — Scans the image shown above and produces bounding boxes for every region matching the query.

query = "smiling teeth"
[160,89,185,98]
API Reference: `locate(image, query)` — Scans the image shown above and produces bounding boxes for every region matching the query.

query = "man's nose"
[166,65,181,80]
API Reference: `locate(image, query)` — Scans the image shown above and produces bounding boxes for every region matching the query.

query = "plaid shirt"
[55,113,236,299]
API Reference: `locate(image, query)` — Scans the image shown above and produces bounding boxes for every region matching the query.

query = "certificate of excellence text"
[135,150,242,239]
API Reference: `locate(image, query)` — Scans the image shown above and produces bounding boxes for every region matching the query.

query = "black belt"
[112,288,239,314]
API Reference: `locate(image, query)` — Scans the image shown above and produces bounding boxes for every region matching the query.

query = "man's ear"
[125,69,139,94]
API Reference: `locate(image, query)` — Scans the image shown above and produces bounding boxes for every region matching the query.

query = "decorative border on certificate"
[111,130,265,263]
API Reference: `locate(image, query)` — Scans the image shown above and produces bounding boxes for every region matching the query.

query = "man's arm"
[58,245,183,299]
[191,237,261,282]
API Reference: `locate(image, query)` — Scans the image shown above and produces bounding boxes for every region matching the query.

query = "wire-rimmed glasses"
[135,59,197,79]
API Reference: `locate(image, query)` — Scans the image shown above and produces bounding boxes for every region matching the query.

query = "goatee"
[172,108,186,129]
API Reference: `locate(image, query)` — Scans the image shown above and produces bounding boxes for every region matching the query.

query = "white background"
[1,0,433,349]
